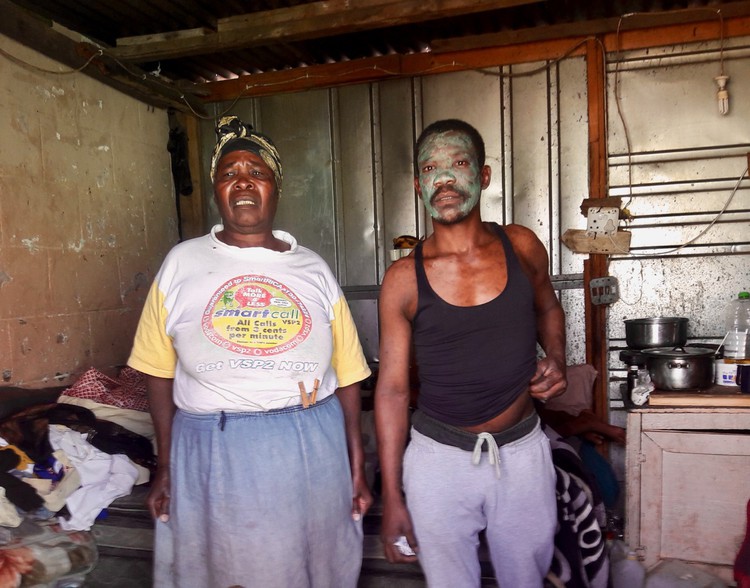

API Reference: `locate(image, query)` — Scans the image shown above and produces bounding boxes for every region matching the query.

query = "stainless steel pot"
[624,317,688,349]
[642,346,715,391]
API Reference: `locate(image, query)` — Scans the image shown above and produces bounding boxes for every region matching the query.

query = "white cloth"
[48,425,139,531]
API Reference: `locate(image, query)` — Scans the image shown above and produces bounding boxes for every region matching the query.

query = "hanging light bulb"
[715,75,730,115]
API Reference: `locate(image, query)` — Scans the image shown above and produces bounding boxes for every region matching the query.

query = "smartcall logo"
[202,275,311,356]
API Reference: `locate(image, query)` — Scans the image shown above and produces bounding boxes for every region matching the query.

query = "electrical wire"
[607,165,748,258]
[0,45,103,75]
[613,8,725,211]
[609,8,745,258]
[612,164,746,307]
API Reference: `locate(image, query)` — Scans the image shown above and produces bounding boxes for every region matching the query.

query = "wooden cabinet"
[625,407,750,583]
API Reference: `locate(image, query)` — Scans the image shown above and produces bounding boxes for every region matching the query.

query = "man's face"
[213,149,279,237]
[415,130,489,225]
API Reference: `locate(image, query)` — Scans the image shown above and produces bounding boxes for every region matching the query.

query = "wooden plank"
[624,412,644,549]
[648,393,750,407]
[583,38,611,452]
[641,410,750,430]
[200,15,750,102]
[562,229,632,254]
[639,430,665,568]
[177,113,208,241]
[0,0,206,114]
[432,1,750,53]
[645,430,750,454]
[111,0,544,61]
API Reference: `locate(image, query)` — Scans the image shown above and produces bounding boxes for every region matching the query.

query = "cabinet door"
[638,430,750,572]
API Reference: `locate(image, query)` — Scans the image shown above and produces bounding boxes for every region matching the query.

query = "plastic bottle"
[609,541,646,588]
[724,291,750,363]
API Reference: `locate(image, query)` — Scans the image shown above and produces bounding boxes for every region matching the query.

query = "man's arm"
[539,407,626,445]
[335,381,373,520]
[143,374,176,521]
[374,258,419,562]
[507,225,567,401]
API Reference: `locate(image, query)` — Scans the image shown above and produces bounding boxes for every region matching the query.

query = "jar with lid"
[724,291,750,363]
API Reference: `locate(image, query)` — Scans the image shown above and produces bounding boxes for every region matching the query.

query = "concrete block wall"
[0,35,179,387]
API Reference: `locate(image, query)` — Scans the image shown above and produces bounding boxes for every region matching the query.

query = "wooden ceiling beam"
[110,0,543,61]
[199,13,750,103]
[0,0,207,114]
[432,0,750,53]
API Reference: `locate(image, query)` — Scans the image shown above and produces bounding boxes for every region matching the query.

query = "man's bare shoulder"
[502,223,546,254]
[502,223,538,242]
[382,254,417,290]
[501,223,552,282]
[380,254,419,319]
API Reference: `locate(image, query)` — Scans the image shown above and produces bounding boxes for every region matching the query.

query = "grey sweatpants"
[403,422,556,588]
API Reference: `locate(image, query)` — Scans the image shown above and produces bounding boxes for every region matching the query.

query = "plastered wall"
[0,35,178,387]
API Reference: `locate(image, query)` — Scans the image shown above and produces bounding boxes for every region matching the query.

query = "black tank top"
[412,223,538,427]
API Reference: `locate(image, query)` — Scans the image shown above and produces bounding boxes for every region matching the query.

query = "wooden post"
[178,113,209,240]
[585,38,611,431]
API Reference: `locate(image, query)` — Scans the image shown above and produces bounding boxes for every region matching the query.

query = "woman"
[128,115,372,587]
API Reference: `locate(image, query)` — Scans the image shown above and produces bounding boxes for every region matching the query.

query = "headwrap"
[209,115,283,194]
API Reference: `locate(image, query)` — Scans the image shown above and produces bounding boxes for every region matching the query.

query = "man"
[128,116,372,587]
[375,119,567,587]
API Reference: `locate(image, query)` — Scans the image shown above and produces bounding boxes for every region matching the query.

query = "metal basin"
[624,317,688,350]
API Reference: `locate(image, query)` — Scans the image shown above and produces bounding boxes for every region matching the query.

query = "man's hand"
[577,410,627,445]
[529,356,567,402]
[380,499,419,563]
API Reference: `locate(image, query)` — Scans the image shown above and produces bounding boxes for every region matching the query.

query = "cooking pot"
[624,317,688,349]
[642,346,715,391]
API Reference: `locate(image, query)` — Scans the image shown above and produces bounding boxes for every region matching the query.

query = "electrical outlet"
[585,207,619,237]
[590,276,619,305]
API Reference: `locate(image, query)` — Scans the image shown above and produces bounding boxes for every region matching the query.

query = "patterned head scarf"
[210,115,283,195]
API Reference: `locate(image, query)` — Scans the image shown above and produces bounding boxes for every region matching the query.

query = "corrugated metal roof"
[2,0,747,112]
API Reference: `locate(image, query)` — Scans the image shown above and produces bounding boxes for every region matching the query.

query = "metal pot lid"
[642,346,715,358]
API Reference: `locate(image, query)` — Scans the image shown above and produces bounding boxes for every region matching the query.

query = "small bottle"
[724,292,750,364]
[627,365,639,392]
[610,544,646,588]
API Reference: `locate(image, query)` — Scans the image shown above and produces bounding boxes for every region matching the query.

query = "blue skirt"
[154,394,363,587]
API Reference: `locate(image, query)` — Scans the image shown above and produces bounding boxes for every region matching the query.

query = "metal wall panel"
[420,70,505,223]
[258,91,338,270]
[334,84,378,285]
[605,38,750,406]
[378,78,422,280]
[557,56,590,276]
[510,63,556,240]
[608,42,750,154]
[203,54,600,369]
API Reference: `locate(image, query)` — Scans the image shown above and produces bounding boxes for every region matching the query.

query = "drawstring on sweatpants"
[219,411,227,431]
[472,432,501,479]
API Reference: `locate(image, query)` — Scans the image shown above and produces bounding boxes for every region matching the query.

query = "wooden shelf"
[648,387,750,407]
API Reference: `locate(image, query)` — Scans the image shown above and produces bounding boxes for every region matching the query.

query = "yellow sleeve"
[331,297,371,387]
[127,280,177,378]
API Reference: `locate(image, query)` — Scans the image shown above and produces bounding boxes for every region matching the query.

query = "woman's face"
[213,149,279,238]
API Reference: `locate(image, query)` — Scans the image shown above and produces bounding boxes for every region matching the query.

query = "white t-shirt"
[128,226,370,413]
